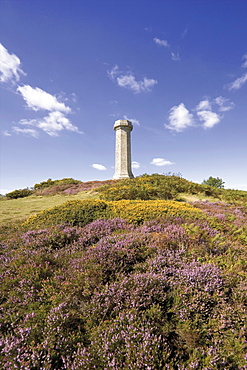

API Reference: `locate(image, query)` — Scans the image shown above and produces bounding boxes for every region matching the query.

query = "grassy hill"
[0,179,113,224]
[1,174,246,225]
[1,174,247,369]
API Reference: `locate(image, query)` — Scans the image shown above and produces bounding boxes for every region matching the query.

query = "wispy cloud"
[241,54,247,68]
[214,96,235,112]
[91,164,107,171]
[153,36,181,62]
[151,158,174,166]
[107,65,119,80]
[0,43,26,84]
[153,37,169,48]
[123,115,140,126]
[3,130,12,137]
[227,53,247,91]
[17,85,71,113]
[17,111,82,137]
[70,93,77,103]
[132,161,140,169]
[117,74,157,93]
[12,127,39,138]
[195,99,212,111]
[171,52,180,62]
[165,103,194,132]
[228,73,247,91]
[108,66,157,94]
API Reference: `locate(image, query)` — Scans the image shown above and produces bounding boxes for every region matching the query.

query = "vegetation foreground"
[0,175,247,369]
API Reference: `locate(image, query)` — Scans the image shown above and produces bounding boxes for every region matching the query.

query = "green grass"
[177,193,220,203]
[0,190,99,224]
[0,190,219,226]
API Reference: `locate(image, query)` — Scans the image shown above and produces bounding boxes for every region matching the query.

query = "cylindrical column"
[113,119,134,179]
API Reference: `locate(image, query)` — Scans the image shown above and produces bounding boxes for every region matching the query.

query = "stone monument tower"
[113,119,134,179]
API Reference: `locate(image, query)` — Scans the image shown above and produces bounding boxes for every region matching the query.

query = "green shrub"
[23,199,109,228]
[34,179,55,190]
[99,183,177,201]
[34,178,81,190]
[23,199,204,229]
[200,184,221,197]
[221,189,247,206]
[98,174,220,201]
[6,188,34,199]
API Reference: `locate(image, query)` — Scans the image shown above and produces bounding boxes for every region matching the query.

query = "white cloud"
[3,130,12,136]
[241,54,247,68]
[37,111,81,136]
[17,111,82,137]
[197,110,221,129]
[166,96,233,133]
[214,96,235,112]
[165,103,194,132]
[227,53,247,91]
[107,65,119,80]
[228,72,247,91]
[17,85,71,113]
[0,43,26,83]
[195,97,233,128]
[123,115,140,126]
[12,127,39,138]
[108,66,157,94]
[132,161,140,169]
[117,74,157,93]
[92,164,107,171]
[153,38,170,48]
[171,52,180,62]
[151,158,174,166]
[196,99,211,111]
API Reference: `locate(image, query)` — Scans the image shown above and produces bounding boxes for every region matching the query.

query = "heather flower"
[1,203,247,369]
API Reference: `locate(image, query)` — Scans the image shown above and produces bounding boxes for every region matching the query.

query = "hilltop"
[1,174,246,225]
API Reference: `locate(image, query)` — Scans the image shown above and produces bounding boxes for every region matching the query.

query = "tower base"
[113,172,134,180]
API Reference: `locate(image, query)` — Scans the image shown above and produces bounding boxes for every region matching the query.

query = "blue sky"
[1,0,247,194]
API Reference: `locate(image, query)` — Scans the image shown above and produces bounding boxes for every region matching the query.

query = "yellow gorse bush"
[23,199,204,229]
[108,200,203,224]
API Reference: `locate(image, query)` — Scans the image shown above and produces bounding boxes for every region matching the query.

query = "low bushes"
[23,199,108,228]
[23,199,204,229]
[6,188,34,199]
[34,178,82,190]
[108,199,204,224]
[98,174,221,201]
[221,189,247,206]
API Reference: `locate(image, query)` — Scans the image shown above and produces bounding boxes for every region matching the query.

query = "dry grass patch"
[0,190,99,224]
